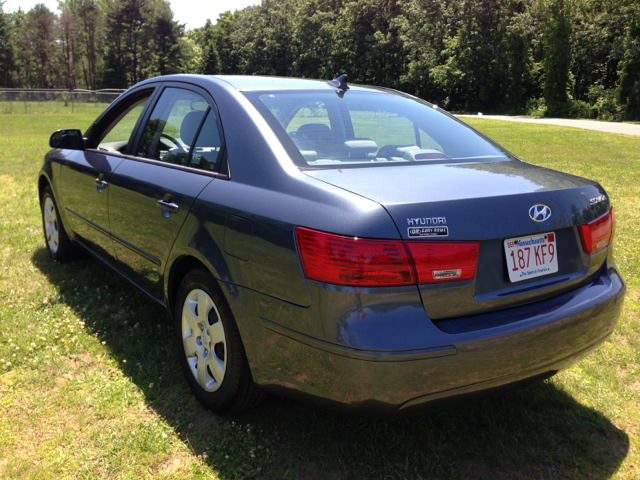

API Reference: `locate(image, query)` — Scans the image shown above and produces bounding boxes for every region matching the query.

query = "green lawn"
[0,114,638,479]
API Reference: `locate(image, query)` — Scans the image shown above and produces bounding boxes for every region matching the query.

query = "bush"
[525,98,547,117]
[588,86,621,120]
[567,100,592,118]
[537,98,613,119]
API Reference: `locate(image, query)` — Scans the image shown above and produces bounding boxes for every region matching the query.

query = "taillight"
[295,227,415,286]
[610,206,616,241]
[295,227,479,287]
[578,207,614,254]
[406,242,480,283]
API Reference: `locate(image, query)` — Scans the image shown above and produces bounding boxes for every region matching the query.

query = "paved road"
[456,114,640,137]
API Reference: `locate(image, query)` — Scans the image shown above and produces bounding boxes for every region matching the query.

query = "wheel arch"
[38,173,51,203]
[167,255,210,318]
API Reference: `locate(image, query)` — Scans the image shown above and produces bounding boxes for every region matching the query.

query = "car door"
[60,88,156,264]
[107,84,226,300]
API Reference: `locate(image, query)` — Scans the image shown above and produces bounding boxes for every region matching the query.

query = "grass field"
[0,113,638,479]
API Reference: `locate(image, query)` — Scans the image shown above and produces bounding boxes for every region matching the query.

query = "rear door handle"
[94,178,108,188]
[157,199,179,213]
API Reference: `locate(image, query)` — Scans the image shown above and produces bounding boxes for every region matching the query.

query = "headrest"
[180,110,206,146]
[297,123,331,137]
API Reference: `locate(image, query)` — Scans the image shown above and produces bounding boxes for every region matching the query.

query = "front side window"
[248,90,508,168]
[137,88,209,165]
[96,93,151,154]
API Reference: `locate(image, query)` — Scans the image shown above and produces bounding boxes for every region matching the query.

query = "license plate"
[504,232,558,282]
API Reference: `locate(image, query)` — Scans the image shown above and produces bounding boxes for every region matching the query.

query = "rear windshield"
[246,90,508,168]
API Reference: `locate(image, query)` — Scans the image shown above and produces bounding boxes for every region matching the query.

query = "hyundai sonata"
[39,74,625,416]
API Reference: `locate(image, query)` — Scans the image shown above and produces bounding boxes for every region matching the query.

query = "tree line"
[1,0,639,119]
[0,0,191,91]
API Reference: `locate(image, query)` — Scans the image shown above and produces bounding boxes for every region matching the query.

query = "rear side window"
[248,90,508,168]
[189,110,222,172]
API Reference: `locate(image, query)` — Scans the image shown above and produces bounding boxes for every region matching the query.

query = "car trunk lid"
[304,160,611,319]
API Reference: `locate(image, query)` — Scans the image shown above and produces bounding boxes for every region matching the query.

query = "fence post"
[23,89,27,113]
[71,90,74,113]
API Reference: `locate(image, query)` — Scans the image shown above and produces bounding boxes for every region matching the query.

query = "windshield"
[246,90,509,168]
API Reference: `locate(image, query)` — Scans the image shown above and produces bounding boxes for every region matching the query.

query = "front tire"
[41,186,74,262]
[175,267,265,413]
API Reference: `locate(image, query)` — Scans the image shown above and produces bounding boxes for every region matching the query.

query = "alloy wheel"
[43,197,59,254]
[181,289,227,392]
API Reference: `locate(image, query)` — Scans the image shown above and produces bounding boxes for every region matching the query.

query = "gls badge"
[407,216,449,238]
[529,204,552,222]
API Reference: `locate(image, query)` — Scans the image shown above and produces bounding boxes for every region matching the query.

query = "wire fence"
[0,89,127,114]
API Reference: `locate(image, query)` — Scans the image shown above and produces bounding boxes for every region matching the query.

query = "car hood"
[304,160,608,240]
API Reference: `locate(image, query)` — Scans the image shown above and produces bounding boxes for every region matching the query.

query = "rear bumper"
[222,265,625,417]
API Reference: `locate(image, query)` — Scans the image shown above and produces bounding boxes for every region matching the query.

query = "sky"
[3,0,258,29]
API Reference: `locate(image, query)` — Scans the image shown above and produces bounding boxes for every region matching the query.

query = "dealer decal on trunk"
[407,216,449,238]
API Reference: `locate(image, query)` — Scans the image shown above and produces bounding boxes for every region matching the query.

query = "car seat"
[163,110,206,165]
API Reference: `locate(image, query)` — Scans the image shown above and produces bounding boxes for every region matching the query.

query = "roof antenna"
[327,74,349,98]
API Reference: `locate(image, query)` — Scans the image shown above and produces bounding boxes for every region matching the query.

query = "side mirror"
[50,129,84,150]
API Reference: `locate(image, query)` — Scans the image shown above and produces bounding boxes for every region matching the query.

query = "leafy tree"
[290,0,341,79]
[0,1,15,87]
[196,20,221,74]
[8,8,30,87]
[618,1,640,118]
[397,0,449,104]
[543,0,573,112]
[1,0,640,120]
[24,4,58,88]
[59,9,77,89]
[103,0,150,87]
[571,0,625,101]
[498,0,544,110]
[232,0,297,76]
[147,1,183,76]
[213,11,241,74]
[331,0,405,87]
[177,35,200,73]
[62,0,104,90]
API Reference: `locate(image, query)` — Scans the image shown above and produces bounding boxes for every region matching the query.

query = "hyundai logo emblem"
[529,204,552,222]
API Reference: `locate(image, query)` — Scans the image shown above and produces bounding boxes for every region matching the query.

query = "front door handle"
[157,199,179,213]
[94,174,108,193]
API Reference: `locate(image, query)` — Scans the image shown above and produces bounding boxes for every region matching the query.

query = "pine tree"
[0,2,15,87]
[200,20,220,74]
[148,1,183,76]
[543,0,573,113]
[618,3,640,118]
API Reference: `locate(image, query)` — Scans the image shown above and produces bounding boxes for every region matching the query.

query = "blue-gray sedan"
[38,74,625,417]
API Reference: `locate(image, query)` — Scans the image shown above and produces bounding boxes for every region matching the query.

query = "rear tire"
[41,186,75,262]
[175,267,266,413]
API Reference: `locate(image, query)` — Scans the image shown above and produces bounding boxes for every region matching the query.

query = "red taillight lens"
[578,208,614,254]
[295,227,416,287]
[295,227,480,287]
[406,242,480,283]
[610,206,616,241]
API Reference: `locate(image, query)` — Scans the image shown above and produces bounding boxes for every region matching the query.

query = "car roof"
[213,75,376,92]
[136,74,379,93]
